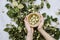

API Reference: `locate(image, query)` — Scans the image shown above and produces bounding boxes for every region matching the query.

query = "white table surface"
[0,0,60,40]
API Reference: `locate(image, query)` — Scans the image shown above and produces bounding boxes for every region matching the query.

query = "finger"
[25,15,28,20]
[24,16,28,22]
[41,14,44,19]
[40,19,44,23]
[40,15,44,22]
[40,19,44,26]
[39,15,44,26]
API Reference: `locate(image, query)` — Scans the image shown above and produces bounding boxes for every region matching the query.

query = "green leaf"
[18,4,24,9]
[5,4,12,9]
[35,6,40,11]
[44,15,52,26]
[54,30,60,40]
[20,3,28,12]
[42,13,46,17]
[28,4,33,9]
[40,2,44,9]
[14,7,19,13]
[17,27,22,32]
[7,8,18,18]
[46,3,50,9]
[4,28,10,32]
[33,5,40,11]
[52,18,57,22]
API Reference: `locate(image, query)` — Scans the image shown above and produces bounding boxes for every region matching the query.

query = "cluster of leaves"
[42,13,60,40]
[4,0,60,40]
[4,25,27,40]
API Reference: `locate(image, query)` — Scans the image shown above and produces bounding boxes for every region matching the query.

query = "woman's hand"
[38,14,44,30]
[24,16,34,33]
[37,15,55,40]
[24,16,34,40]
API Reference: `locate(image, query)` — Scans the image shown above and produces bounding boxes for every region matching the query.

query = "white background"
[0,0,60,40]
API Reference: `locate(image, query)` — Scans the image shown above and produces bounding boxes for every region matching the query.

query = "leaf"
[44,15,51,26]
[17,27,22,32]
[42,13,46,17]
[7,8,18,18]
[4,28,10,32]
[28,4,33,9]
[20,3,28,12]
[5,4,12,9]
[14,7,19,13]
[35,6,40,11]
[40,2,44,9]
[12,1,18,7]
[18,4,24,9]
[46,3,50,9]
[54,30,60,40]
[52,18,57,22]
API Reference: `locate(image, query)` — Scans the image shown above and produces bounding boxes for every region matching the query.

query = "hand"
[38,14,44,30]
[24,16,34,34]
[24,16,34,40]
